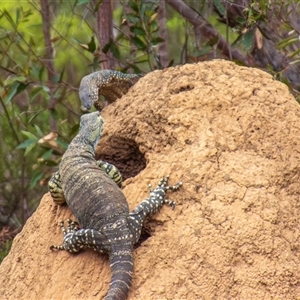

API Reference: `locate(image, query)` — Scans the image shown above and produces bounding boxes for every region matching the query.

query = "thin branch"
[0,96,20,145]
[166,0,258,66]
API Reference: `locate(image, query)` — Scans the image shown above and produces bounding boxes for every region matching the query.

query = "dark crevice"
[96,136,146,181]
[134,227,151,249]
[170,84,194,94]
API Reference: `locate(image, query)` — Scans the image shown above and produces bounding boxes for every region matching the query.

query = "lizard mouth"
[80,104,90,111]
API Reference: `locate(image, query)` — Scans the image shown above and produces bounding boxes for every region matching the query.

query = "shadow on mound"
[96,135,146,181]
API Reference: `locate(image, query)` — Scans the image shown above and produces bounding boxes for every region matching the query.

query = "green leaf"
[34,125,43,137]
[260,0,266,12]
[241,29,255,52]
[280,23,293,32]
[56,137,69,150]
[73,37,96,53]
[29,87,43,101]
[15,7,21,25]
[167,59,174,67]
[151,36,164,45]
[17,82,29,94]
[30,171,43,189]
[134,53,149,63]
[131,36,146,49]
[4,81,28,104]
[126,13,140,24]
[4,82,18,104]
[128,0,139,12]
[57,69,64,83]
[102,39,120,59]
[235,17,246,25]
[30,62,43,80]
[277,36,299,50]
[128,63,142,73]
[93,0,104,13]
[42,159,58,167]
[231,33,243,47]
[109,41,121,59]
[140,2,147,17]
[21,130,38,141]
[150,21,159,33]
[24,142,37,156]
[214,0,226,16]
[87,36,96,53]
[5,76,27,85]
[3,9,15,26]
[42,85,50,93]
[41,149,53,160]
[130,26,146,36]
[92,56,100,71]
[28,111,42,123]
[288,49,300,59]
[102,41,111,54]
[30,86,50,102]
[75,0,89,5]
[16,139,37,149]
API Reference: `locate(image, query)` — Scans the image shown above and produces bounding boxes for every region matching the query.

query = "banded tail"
[105,245,134,300]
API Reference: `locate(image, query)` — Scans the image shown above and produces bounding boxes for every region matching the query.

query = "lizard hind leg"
[50,219,82,253]
[128,175,182,245]
[148,175,182,209]
[50,219,109,254]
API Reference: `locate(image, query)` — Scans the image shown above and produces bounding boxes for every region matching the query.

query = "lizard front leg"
[127,175,182,245]
[48,160,122,205]
[97,160,122,187]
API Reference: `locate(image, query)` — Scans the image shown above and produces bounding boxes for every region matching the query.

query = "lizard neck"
[66,134,98,158]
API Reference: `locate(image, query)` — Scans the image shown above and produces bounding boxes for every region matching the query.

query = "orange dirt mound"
[1,60,300,299]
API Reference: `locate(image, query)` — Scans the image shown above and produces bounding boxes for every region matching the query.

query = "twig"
[166,0,258,66]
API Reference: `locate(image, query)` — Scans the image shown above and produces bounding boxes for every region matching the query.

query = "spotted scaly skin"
[50,111,182,300]
[48,160,123,205]
[79,70,141,111]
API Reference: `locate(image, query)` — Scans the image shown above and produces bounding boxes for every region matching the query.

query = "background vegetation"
[1,0,300,262]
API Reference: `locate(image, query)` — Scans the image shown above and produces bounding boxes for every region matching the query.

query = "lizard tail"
[105,247,134,300]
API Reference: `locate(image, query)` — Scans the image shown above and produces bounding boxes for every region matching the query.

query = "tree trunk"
[157,0,169,68]
[95,0,115,70]
[39,0,58,133]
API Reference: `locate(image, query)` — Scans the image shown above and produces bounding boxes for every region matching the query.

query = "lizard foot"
[50,219,82,253]
[50,219,108,253]
[148,175,183,209]
[128,175,182,245]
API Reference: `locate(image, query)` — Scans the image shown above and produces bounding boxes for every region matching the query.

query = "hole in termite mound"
[96,136,146,181]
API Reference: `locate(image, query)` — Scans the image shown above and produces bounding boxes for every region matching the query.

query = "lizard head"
[79,111,104,149]
[79,76,97,111]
